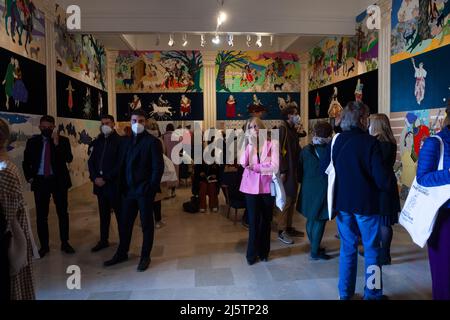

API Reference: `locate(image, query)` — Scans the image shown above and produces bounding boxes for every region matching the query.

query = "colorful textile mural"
[56,71,108,121]
[215,51,300,121]
[216,92,300,121]
[391,0,450,64]
[308,11,378,91]
[215,51,300,93]
[0,0,46,64]
[57,118,100,187]
[0,46,46,114]
[308,70,378,120]
[391,43,450,112]
[54,4,107,90]
[390,108,446,198]
[116,92,203,121]
[115,51,203,93]
[0,111,41,205]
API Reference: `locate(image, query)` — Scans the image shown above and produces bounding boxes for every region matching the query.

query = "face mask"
[41,128,53,138]
[101,125,113,136]
[291,115,301,125]
[131,123,145,135]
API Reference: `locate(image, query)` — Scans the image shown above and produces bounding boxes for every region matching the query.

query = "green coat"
[296,144,329,221]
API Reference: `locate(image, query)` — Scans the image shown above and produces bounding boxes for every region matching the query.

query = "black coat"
[321,128,391,216]
[88,131,123,196]
[119,131,164,198]
[378,141,401,219]
[22,134,73,191]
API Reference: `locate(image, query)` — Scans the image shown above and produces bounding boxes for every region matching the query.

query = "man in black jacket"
[88,115,122,252]
[104,109,164,272]
[22,115,75,257]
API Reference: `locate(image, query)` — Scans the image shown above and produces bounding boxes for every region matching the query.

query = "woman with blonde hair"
[368,113,400,265]
[239,117,278,265]
[0,118,35,299]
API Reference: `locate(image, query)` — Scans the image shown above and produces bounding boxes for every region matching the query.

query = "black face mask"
[41,129,53,138]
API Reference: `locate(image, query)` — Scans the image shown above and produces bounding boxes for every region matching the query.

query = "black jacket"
[22,134,73,191]
[119,131,164,198]
[321,128,391,216]
[379,141,401,217]
[88,131,122,196]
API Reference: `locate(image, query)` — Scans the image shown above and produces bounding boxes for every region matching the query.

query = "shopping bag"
[325,133,340,220]
[399,136,450,248]
[271,173,286,211]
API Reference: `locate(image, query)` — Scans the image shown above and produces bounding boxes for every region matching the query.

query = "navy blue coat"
[119,131,164,198]
[322,128,392,216]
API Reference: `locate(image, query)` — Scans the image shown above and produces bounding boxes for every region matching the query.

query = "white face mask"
[291,114,301,125]
[101,125,113,136]
[131,123,145,135]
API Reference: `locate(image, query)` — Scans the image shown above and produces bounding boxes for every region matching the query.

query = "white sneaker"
[212,207,218,212]
[200,209,206,213]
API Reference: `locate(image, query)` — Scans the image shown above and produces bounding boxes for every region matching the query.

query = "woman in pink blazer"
[240,117,279,265]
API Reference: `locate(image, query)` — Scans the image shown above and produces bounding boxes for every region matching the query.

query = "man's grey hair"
[340,101,369,131]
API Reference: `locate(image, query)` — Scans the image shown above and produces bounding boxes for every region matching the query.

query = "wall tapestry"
[115,50,203,93]
[308,70,378,120]
[391,0,450,64]
[0,0,46,64]
[308,10,378,91]
[54,4,107,90]
[391,44,450,112]
[0,46,46,114]
[56,71,108,121]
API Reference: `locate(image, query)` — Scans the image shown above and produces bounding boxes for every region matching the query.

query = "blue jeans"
[337,211,383,300]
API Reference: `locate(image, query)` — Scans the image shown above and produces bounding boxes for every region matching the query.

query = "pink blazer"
[239,140,279,195]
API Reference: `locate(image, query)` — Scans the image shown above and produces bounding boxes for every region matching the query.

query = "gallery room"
[1,0,450,304]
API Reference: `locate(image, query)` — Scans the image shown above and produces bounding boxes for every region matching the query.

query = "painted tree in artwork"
[86,35,106,90]
[215,51,248,92]
[161,51,203,92]
[408,0,433,52]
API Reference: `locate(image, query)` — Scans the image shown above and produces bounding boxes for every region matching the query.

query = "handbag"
[325,133,340,220]
[399,136,450,248]
[8,217,28,276]
[271,173,286,211]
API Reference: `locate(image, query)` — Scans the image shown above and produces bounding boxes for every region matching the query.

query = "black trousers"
[33,176,69,249]
[153,200,162,223]
[96,192,121,243]
[245,194,274,261]
[0,230,10,301]
[306,218,327,255]
[117,195,155,259]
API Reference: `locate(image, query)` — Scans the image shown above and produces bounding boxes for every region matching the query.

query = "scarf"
[312,136,332,145]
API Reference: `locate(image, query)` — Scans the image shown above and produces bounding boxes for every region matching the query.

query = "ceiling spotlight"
[155,34,160,46]
[270,35,274,47]
[168,34,174,47]
[227,34,234,47]
[256,35,262,48]
[200,34,206,47]
[246,35,251,47]
[182,34,188,47]
[212,34,221,45]
[217,11,227,27]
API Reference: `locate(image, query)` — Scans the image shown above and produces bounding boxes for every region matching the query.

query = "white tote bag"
[271,173,287,211]
[325,133,340,220]
[399,136,450,248]
[161,154,178,183]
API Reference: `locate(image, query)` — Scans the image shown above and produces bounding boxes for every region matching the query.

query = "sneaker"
[310,252,331,261]
[91,241,109,252]
[200,208,206,213]
[155,222,162,229]
[286,227,305,237]
[137,257,151,272]
[104,253,128,267]
[61,242,75,254]
[212,207,218,212]
[278,231,294,245]
[242,221,249,229]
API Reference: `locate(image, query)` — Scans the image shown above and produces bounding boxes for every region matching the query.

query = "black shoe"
[260,257,269,262]
[286,227,305,237]
[137,257,151,272]
[61,242,75,254]
[91,241,109,252]
[104,253,128,267]
[310,252,331,261]
[38,247,49,258]
[247,258,257,265]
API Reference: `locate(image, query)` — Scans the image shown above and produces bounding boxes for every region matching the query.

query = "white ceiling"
[59,0,375,52]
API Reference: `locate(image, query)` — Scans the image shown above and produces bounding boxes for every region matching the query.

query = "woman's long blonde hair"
[369,113,396,144]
